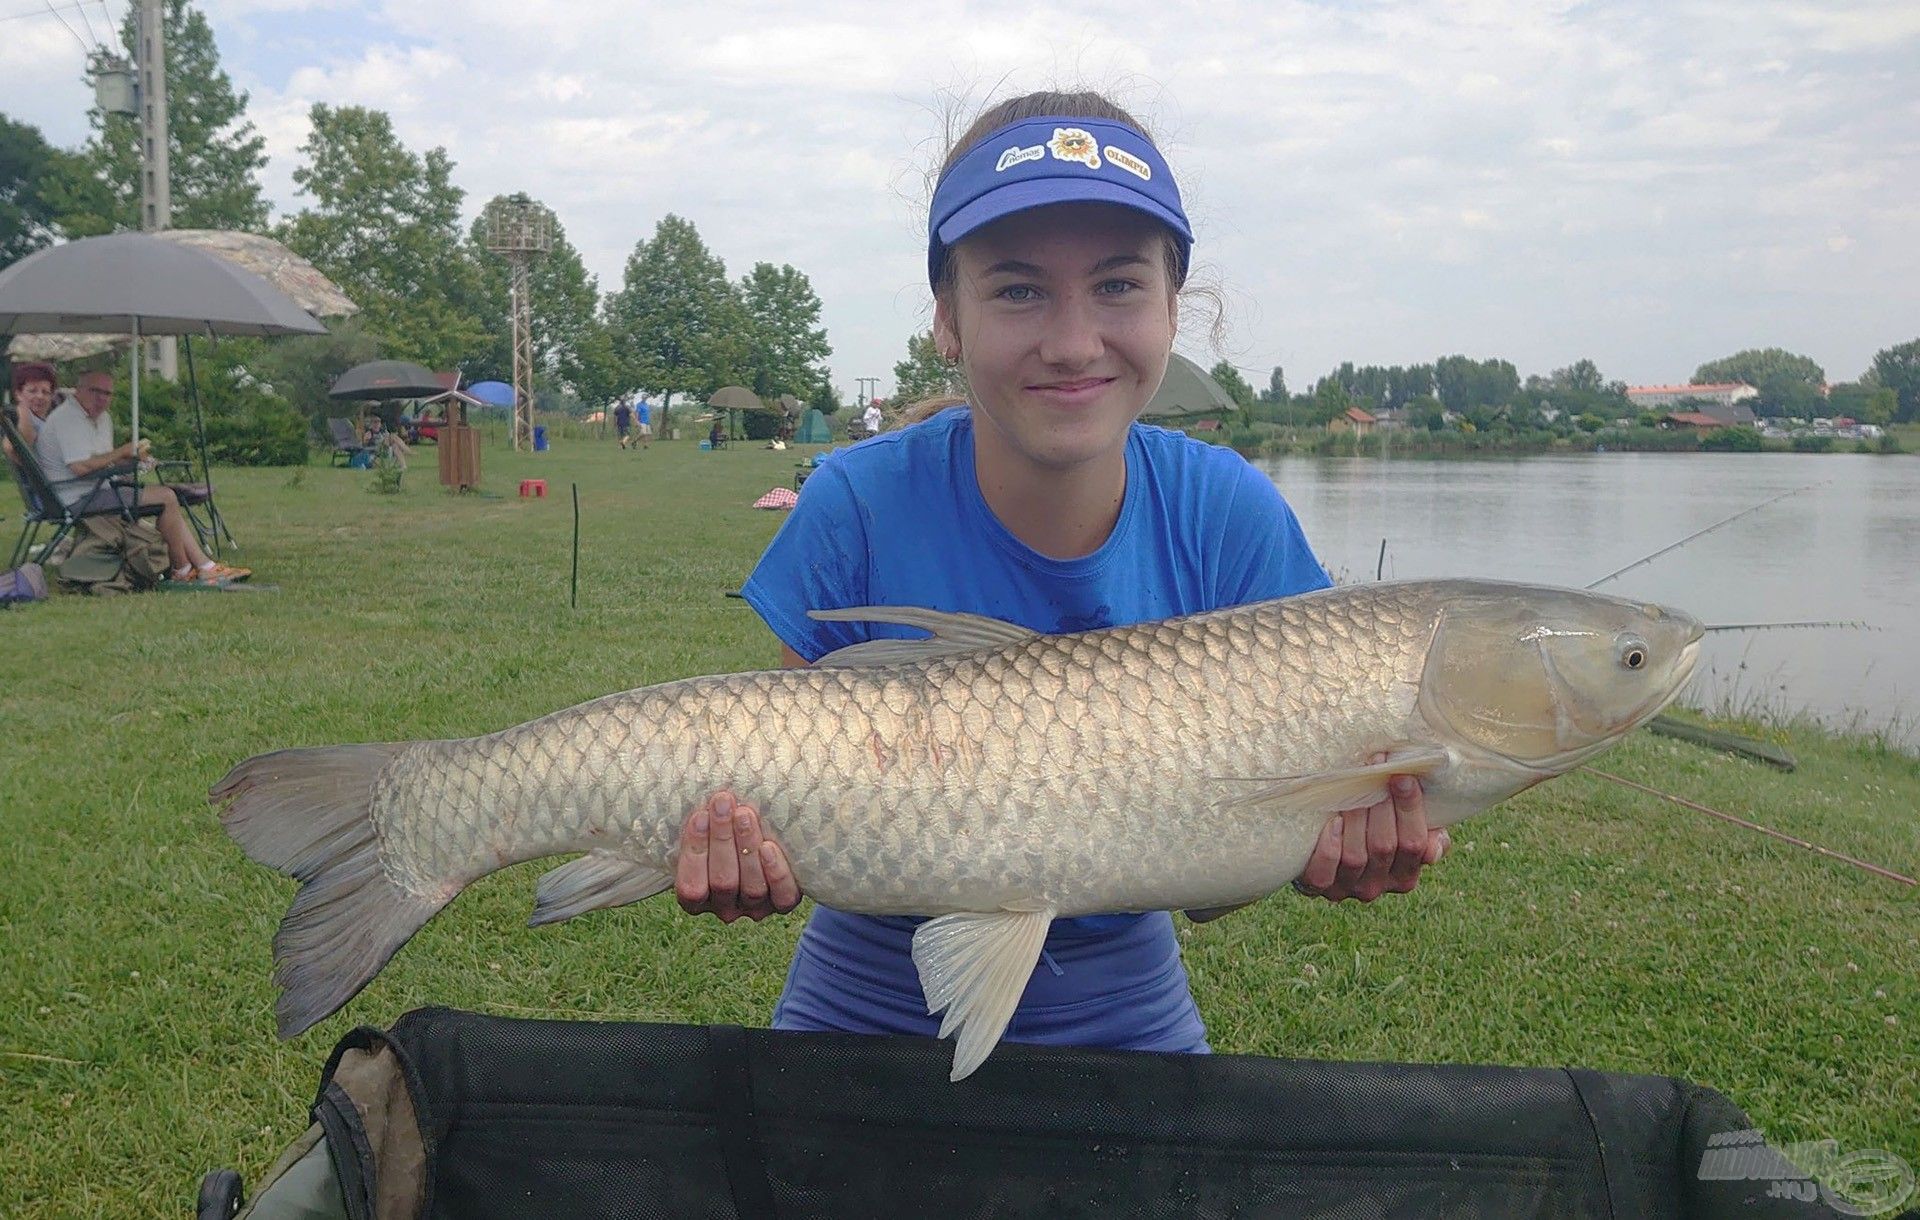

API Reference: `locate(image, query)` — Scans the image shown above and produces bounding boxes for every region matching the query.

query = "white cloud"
[2,0,1916,391]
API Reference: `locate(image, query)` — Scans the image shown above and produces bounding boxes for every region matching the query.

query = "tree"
[1262,366,1287,404]
[1433,355,1518,414]
[893,331,966,404]
[1,115,74,270]
[1868,339,1920,423]
[241,316,383,432]
[1209,360,1255,410]
[278,105,487,371]
[737,262,832,401]
[1692,348,1824,416]
[603,214,736,426]
[49,0,267,235]
[1827,382,1897,426]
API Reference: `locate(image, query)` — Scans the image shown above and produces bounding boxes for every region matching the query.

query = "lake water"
[1253,451,1920,753]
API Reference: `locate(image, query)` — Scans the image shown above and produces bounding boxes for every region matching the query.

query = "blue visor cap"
[927,115,1193,287]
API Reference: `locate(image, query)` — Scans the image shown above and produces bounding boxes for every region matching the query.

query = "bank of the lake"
[1211,421,1907,459]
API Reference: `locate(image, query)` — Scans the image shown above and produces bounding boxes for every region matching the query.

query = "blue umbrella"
[468,380,514,407]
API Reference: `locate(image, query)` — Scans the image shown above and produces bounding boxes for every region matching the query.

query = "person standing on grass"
[33,370,250,584]
[633,397,653,449]
[667,89,1447,1056]
[614,399,634,449]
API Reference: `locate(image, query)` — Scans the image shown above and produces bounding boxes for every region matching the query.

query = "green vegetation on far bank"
[1,437,1915,1217]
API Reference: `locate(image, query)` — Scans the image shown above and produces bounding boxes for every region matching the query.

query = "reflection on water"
[1253,452,1920,752]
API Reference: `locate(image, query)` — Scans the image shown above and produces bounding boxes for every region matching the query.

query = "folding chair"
[2,413,165,568]
[327,417,374,467]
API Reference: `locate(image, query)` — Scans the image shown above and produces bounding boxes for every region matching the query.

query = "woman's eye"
[997,284,1039,302]
[1096,279,1139,296]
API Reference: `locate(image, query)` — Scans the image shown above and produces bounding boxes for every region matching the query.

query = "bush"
[1699,426,1764,452]
[1790,433,1834,453]
[103,366,310,466]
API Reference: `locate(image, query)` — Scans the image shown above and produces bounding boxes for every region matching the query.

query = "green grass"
[3,436,1916,1215]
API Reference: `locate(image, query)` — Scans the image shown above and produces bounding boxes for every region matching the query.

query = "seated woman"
[360,416,412,469]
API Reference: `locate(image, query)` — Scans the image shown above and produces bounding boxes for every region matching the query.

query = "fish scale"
[215,578,1701,1077]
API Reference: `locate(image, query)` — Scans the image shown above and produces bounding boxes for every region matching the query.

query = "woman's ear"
[932,295,960,363]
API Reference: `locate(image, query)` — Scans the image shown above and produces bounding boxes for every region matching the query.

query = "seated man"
[3,361,60,459]
[34,370,249,584]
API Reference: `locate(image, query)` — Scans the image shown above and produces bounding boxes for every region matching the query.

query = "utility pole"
[137,0,176,379]
[855,377,878,407]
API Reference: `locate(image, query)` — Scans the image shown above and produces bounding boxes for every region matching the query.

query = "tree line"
[0,0,835,433]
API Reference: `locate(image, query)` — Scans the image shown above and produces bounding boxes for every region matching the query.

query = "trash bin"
[533,426,548,452]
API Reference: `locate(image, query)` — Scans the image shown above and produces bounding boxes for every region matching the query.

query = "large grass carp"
[214,578,1702,1079]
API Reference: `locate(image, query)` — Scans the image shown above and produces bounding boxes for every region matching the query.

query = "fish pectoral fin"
[529,851,672,927]
[910,904,1056,1082]
[1212,746,1451,818]
[1185,899,1260,923]
[809,605,1038,667]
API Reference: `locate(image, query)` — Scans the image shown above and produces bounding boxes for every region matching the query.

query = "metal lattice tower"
[482,199,554,450]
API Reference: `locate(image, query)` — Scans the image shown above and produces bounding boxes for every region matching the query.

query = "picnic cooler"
[199,1006,1875,1219]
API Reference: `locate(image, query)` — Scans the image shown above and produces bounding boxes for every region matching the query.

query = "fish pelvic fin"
[1212,745,1451,819]
[809,605,1038,667]
[910,903,1056,1082]
[530,851,672,926]
[211,744,449,1039]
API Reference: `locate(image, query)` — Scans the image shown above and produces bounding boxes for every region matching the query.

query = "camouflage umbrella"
[707,386,770,411]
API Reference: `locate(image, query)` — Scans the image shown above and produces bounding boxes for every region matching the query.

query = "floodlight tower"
[483,199,553,450]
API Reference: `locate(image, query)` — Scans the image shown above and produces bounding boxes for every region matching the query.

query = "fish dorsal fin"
[1211,746,1451,818]
[528,851,672,927]
[808,606,1038,668]
[910,903,1056,1081]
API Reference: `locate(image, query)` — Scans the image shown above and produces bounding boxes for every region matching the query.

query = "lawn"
[2,433,1915,1216]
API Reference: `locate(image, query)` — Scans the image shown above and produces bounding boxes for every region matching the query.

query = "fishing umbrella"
[5,229,355,363]
[0,231,327,448]
[707,386,774,442]
[1140,353,1237,419]
[466,380,515,407]
[329,360,445,401]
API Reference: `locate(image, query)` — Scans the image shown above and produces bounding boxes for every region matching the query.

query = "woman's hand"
[674,790,802,922]
[1293,753,1449,903]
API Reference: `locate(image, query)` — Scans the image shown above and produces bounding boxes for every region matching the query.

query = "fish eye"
[1618,636,1649,670]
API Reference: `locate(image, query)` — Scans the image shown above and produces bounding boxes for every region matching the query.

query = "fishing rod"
[1581,766,1916,888]
[1703,620,1874,634]
[1584,482,1825,589]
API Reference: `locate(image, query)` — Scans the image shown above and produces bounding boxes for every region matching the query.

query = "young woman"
[674,91,1447,1054]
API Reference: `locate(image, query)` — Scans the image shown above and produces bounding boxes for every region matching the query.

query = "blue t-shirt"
[739,406,1330,1052]
[635,402,651,426]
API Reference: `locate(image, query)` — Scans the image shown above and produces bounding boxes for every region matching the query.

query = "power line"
[0,0,95,25]
[39,0,95,50]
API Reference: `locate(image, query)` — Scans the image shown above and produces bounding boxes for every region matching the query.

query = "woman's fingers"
[675,791,801,922]
[675,807,713,914]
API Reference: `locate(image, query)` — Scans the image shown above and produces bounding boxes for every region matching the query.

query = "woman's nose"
[1036,296,1104,368]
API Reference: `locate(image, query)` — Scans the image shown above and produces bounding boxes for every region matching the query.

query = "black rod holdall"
[201,1007,1896,1219]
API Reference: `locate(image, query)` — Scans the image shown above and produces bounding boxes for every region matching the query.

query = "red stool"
[519,479,547,498]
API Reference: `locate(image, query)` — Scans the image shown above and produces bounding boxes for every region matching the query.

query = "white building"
[1625,382,1759,410]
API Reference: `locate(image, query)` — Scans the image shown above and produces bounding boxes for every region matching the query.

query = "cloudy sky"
[4,0,1917,396]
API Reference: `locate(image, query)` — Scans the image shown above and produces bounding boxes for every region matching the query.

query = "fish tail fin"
[212,744,449,1039]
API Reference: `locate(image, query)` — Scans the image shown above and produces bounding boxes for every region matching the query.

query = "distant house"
[1328,406,1377,435]
[1660,411,1726,432]
[1191,419,1225,432]
[1627,382,1759,411]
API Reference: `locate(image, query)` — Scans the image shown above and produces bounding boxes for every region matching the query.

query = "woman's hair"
[9,362,57,395]
[902,89,1221,424]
